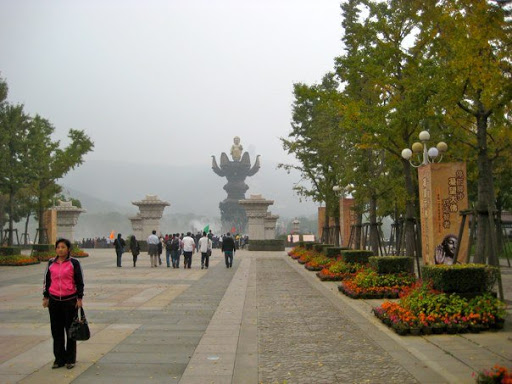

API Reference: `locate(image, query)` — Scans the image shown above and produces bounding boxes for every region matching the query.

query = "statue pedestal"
[132,195,170,239]
[418,163,469,265]
[55,201,85,243]
[239,195,273,240]
[264,212,279,240]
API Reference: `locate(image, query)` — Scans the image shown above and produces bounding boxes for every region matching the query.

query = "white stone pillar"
[54,201,86,243]
[239,194,274,240]
[264,212,279,240]
[132,195,170,239]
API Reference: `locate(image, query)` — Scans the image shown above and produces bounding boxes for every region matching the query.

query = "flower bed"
[0,255,40,266]
[305,255,333,271]
[288,247,308,260]
[316,261,367,281]
[473,365,512,384]
[339,270,416,299]
[373,282,506,335]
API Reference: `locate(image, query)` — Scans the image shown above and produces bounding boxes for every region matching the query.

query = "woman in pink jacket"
[42,238,84,370]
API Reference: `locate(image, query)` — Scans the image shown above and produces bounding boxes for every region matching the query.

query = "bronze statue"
[212,137,260,233]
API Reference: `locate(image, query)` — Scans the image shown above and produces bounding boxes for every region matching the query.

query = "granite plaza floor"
[0,248,510,384]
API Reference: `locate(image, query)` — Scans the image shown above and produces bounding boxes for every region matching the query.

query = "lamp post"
[401,130,447,167]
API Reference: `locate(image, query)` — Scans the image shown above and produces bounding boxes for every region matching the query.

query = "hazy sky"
[0,0,343,167]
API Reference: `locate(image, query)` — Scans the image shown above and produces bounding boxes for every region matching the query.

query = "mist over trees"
[281,0,512,259]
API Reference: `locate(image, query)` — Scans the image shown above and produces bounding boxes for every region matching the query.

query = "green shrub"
[0,247,21,256]
[314,244,325,252]
[304,242,315,250]
[248,240,285,251]
[298,241,305,248]
[369,256,414,274]
[325,247,349,258]
[320,244,335,255]
[341,250,374,264]
[421,264,498,294]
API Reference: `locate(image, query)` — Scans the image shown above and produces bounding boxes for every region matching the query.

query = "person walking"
[198,231,213,269]
[129,235,140,267]
[182,232,196,269]
[157,236,163,266]
[147,230,160,267]
[114,233,125,267]
[42,238,84,370]
[222,232,236,268]
[168,233,181,268]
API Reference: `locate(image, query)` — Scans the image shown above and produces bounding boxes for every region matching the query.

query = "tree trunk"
[38,189,46,245]
[24,213,31,245]
[369,195,379,255]
[496,192,503,254]
[334,214,341,247]
[402,159,417,257]
[8,188,14,246]
[322,203,329,244]
[474,112,496,264]
[355,211,363,249]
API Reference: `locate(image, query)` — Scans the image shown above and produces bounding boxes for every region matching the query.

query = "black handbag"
[69,307,90,341]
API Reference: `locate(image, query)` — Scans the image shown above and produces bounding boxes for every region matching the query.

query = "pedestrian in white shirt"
[182,232,196,269]
[147,230,160,268]
[198,232,213,269]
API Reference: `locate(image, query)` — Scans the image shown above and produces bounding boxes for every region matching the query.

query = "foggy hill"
[60,159,318,219]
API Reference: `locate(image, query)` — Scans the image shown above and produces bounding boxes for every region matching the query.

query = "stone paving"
[257,258,418,384]
[0,248,510,384]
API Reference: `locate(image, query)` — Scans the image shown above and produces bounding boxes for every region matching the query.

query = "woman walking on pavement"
[130,235,140,267]
[42,238,84,370]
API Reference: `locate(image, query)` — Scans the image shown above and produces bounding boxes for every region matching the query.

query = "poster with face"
[418,163,470,265]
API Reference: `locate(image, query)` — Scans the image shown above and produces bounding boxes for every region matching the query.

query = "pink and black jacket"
[43,257,84,301]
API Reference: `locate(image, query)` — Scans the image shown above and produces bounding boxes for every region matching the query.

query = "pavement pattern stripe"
[256,258,419,384]
[71,255,237,384]
[179,256,253,384]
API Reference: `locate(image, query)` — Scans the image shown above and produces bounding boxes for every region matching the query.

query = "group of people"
[113,230,238,269]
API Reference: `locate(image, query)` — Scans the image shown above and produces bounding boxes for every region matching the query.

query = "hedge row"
[422,264,498,294]
[369,256,414,274]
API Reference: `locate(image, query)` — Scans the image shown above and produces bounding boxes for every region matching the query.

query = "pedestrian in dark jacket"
[130,235,140,267]
[114,234,126,267]
[221,232,236,268]
[42,238,84,370]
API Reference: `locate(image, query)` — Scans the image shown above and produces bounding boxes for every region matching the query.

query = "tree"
[420,0,512,263]
[0,104,34,245]
[28,116,93,244]
[280,74,345,245]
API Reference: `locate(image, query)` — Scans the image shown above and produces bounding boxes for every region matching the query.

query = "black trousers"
[48,297,78,364]
[183,251,193,268]
[116,249,123,266]
[201,252,209,268]
[224,251,233,267]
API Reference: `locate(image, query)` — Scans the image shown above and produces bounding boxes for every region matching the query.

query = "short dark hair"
[152,230,156,234]
[203,231,207,236]
[55,238,72,256]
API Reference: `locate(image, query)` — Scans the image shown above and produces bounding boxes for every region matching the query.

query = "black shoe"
[66,363,75,369]
[201,265,204,269]
[52,363,64,369]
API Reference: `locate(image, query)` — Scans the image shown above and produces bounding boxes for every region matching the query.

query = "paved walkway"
[0,249,510,384]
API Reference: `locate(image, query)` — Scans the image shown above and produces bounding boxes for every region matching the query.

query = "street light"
[401,130,447,167]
